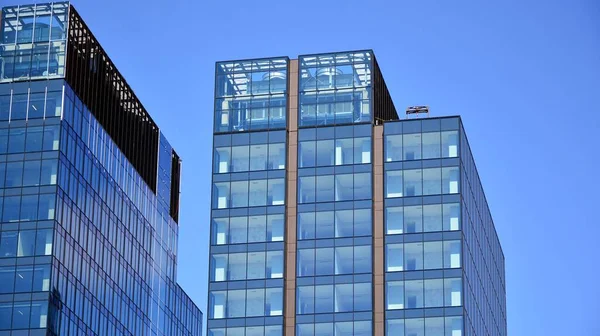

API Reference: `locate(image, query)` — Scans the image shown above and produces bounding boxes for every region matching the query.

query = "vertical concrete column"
[284,59,299,336]
[373,124,385,336]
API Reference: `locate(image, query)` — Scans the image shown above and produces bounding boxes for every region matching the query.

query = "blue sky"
[10,0,600,334]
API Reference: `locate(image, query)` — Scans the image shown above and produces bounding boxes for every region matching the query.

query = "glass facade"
[208,58,289,336]
[210,52,506,336]
[0,2,202,336]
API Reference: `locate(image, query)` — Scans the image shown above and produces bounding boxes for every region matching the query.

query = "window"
[385,134,402,162]
[442,131,459,158]
[386,171,403,198]
[442,167,460,194]
[403,134,421,160]
[422,132,441,159]
[386,244,403,272]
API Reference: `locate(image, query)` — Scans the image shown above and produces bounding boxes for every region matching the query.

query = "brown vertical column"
[373,124,385,336]
[284,59,299,336]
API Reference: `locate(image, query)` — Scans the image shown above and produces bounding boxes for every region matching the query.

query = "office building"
[0,2,202,335]
[208,51,506,336]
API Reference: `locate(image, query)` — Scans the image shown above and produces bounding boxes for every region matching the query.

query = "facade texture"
[208,51,506,336]
[0,2,202,336]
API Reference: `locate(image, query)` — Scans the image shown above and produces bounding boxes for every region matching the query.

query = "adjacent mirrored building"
[208,51,506,336]
[0,2,202,335]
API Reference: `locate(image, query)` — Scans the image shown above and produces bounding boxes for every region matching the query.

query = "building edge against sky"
[0,2,202,336]
[207,51,506,336]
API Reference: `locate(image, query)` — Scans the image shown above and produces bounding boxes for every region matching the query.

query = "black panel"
[65,5,159,192]
[170,150,181,222]
[372,56,399,124]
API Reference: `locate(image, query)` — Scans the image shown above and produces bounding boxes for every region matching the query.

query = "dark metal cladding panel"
[372,56,399,123]
[65,5,159,193]
[170,150,181,223]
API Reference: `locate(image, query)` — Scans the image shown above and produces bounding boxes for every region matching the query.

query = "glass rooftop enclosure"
[1,2,68,82]
[214,50,398,133]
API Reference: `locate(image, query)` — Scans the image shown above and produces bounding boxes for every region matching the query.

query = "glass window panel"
[297,286,314,314]
[442,167,460,194]
[404,206,423,234]
[444,241,461,269]
[268,142,285,169]
[227,328,244,336]
[354,173,371,200]
[334,138,353,165]
[20,194,38,221]
[334,246,353,275]
[423,204,442,232]
[5,161,23,187]
[405,318,424,336]
[354,137,371,164]
[445,316,463,336]
[403,134,421,160]
[405,280,424,309]
[0,129,8,152]
[386,207,403,234]
[297,324,314,336]
[265,287,283,315]
[334,174,354,201]
[316,211,334,238]
[38,193,55,220]
[299,141,316,168]
[227,289,246,318]
[211,254,227,282]
[212,218,228,245]
[443,203,460,231]
[17,230,35,257]
[14,265,34,292]
[354,282,372,311]
[247,252,266,279]
[0,231,18,257]
[424,279,444,307]
[268,178,285,205]
[248,179,267,207]
[316,175,334,202]
[422,132,441,159]
[298,249,314,277]
[231,146,249,172]
[354,245,371,274]
[3,196,20,222]
[8,128,26,153]
[354,208,372,236]
[386,135,402,162]
[229,217,247,244]
[404,243,423,271]
[315,285,334,313]
[423,241,443,270]
[386,244,403,272]
[267,250,283,278]
[298,176,315,203]
[12,303,31,329]
[403,169,422,197]
[442,131,459,158]
[231,181,249,207]
[31,264,50,292]
[298,212,315,240]
[42,125,59,150]
[386,281,404,310]
[213,182,230,209]
[315,248,334,276]
[422,168,441,195]
[23,160,41,186]
[334,283,353,312]
[214,147,231,173]
[386,171,403,198]
[0,266,15,293]
[249,144,267,171]
[40,159,57,185]
[425,317,445,335]
[316,140,334,166]
[25,126,43,151]
[246,288,265,317]
[334,210,353,238]
[267,214,284,241]
[228,253,247,281]
[444,278,462,307]
[247,326,263,336]
[11,94,28,120]
[248,215,266,243]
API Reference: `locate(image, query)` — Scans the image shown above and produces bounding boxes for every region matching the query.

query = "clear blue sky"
[11,0,600,334]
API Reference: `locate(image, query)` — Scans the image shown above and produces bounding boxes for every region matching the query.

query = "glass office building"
[0,2,202,336]
[208,51,506,336]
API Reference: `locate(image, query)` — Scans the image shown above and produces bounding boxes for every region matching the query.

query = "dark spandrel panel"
[65,6,159,193]
[170,150,181,222]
